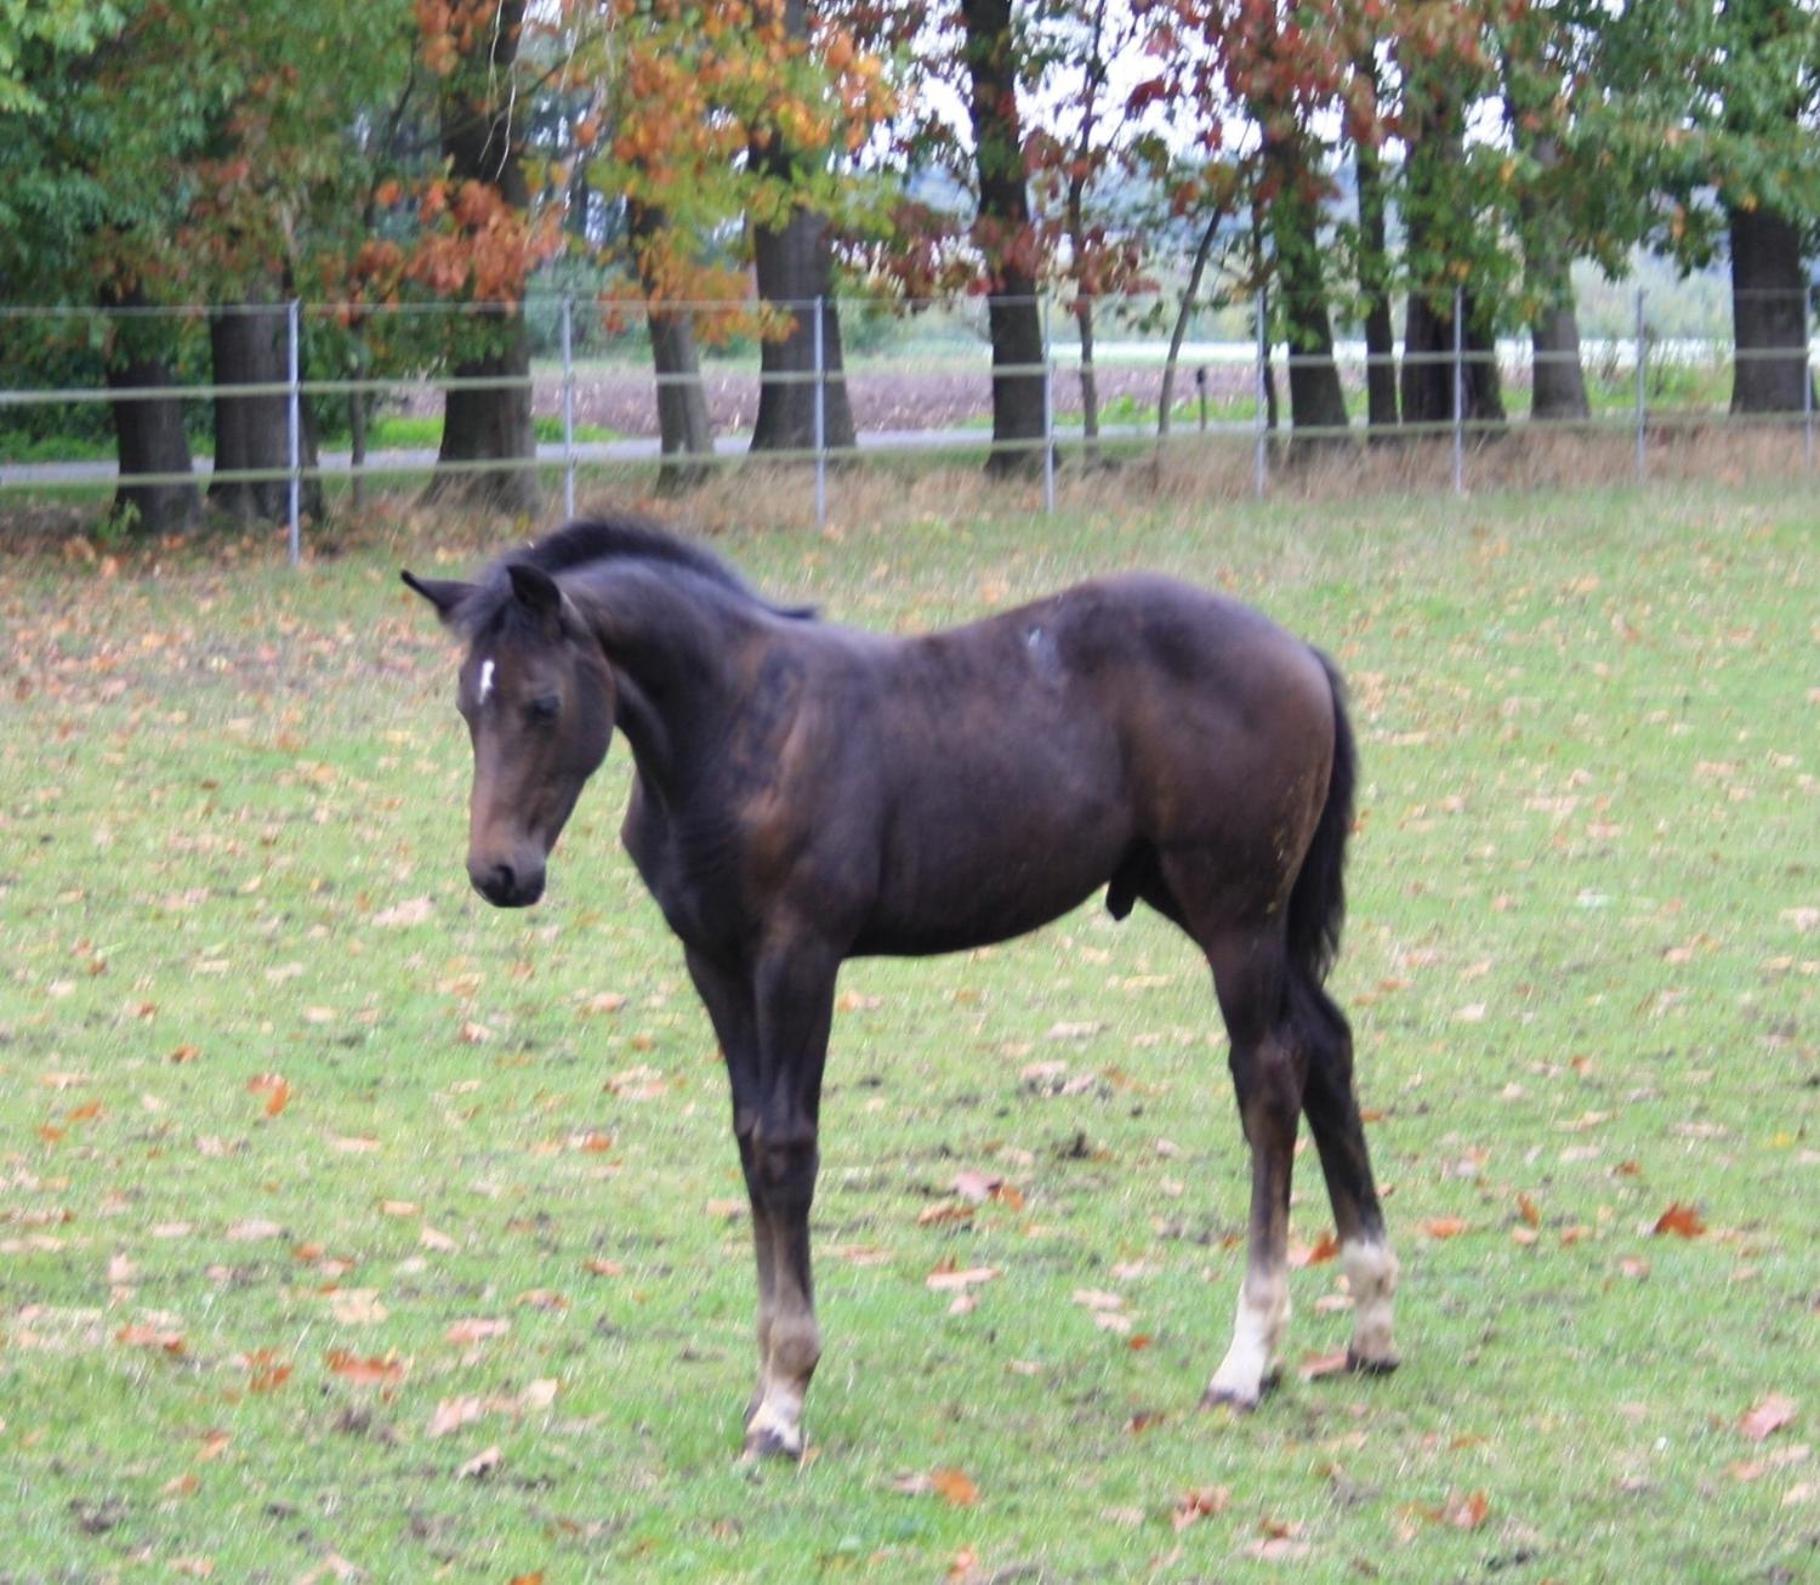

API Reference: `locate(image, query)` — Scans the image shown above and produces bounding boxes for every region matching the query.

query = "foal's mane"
[456,514,812,638]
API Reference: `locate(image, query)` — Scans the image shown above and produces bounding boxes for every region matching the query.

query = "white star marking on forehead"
[477,658,495,704]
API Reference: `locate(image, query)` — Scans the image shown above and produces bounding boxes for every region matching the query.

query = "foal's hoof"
[740,1424,805,1463]
[1346,1347,1401,1377]
[1200,1368,1282,1414]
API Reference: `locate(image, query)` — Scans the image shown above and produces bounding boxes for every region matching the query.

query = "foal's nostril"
[490,863,516,898]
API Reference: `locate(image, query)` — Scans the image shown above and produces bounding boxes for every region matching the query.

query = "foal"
[405,515,1399,1459]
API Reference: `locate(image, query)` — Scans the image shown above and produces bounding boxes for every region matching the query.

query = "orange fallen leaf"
[1517,1192,1541,1228]
[248,1073,290,1118]
[1653,1202,1705,1238]
[117,1323,184,1354]
[327,1350,407,1388]
[1442,1490,1490,1530]
[930,1467,978,1507]
[1299,1350,1352,1381]
[946,1548,978,1583]
[1424,1217,1470,1239]
[243,1350,292,1393]
[1740,1394,1798,1443]
[1171,1484,1230,1532]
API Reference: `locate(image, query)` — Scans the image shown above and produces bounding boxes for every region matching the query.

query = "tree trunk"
[1401,290,1506,431]
[103,289,200,535]
[747,0,855,456]
[1512,125,1589,421]
[425,0,539,514]
[629,202,714,491]
[209,292,323,524]
[1157,206,1227,440]
[1728,202,1813,414]
[962,0,1046,477]
[1530,297,1590,421]
[749,224,856,454]
[1262,137,1348,444]
[1076,297,1100,464]
[1354,123,1398,430]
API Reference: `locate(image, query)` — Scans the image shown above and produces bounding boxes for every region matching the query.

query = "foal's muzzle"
[469,858,545,908]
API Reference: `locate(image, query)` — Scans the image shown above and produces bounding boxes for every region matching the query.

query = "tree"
[420,0,544,514]
[1393,5,1508,433]
[961,0,1048,476]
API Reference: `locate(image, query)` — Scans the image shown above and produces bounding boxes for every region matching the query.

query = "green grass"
[0,483,1814,1582]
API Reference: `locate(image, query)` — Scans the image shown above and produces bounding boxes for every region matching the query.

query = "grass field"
[1,477,1815,1583]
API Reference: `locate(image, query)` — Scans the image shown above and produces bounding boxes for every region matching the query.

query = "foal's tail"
[1285,650,1356,990]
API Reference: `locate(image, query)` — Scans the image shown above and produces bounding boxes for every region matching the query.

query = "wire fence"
[0,286,1814,563]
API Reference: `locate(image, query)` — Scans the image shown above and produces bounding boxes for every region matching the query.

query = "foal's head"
[403,562,614,908]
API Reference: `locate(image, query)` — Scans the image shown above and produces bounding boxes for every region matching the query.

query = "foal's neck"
[573,563,763,796]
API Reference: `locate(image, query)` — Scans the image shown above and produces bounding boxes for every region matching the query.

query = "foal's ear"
[507,563,564,629]
[401,570,475,627]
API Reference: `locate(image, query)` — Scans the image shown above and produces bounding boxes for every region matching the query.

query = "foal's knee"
[752,1125,819,1218]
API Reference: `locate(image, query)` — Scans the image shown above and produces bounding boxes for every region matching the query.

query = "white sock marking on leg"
[1342,1237,1399,1363]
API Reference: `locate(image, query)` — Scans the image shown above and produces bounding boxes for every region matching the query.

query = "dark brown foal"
[406,514,1399,1457]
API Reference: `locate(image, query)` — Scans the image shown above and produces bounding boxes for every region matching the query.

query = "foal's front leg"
[740,940,838,1461]
[684,952,780,1439]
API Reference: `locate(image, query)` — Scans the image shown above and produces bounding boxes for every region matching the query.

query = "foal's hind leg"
[1295,980,1400,1372]
[1190,918,1308,1410]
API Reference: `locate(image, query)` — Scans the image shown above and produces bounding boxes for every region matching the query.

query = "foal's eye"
[526,694,561,724]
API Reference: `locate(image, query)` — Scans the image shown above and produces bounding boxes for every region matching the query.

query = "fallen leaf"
[328,1290,387,1325]
[445,1318,509,1345]
[1442,1490,1490,1530]
[1299,1350,1352,1381]
[428,1397,487,1438]
[1424,1217,1470,1239]
[457,1444,501,1480]
[1652,1203,1705,1239]
[1517,1193,1541,1228]
[327,1350,407,1388]
[951,1169,1003,1204]
[1741,1394,1798,1443]
[243,1350,292,1392]
[1171,1485,1230,1532]
[248,1073,290,1118]
[930,1467,979,1507]
[372,897,434,928]
[917,1201,975,1227]
[117,1323,184,1354]
[926,1265,999,1293]
[226,1218,285,1242]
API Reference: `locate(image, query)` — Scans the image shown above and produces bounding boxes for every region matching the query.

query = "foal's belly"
[850,826,1126,957]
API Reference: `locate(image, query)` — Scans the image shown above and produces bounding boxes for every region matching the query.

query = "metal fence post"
[286,299,301,567]
[561,296,576,519]
[1253,286,1268,498]
[812,297,827,529]
[1804,286,1814,473]
[1452,286,1465,497]
[1041,295,1055,515]
[1635,287,1647,484]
